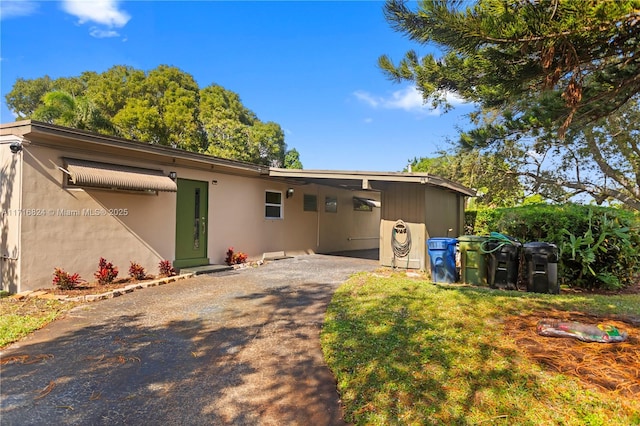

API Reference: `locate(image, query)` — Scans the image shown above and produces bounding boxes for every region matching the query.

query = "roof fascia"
[1,120,267,176]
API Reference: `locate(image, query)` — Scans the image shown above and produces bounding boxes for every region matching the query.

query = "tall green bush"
[465,204,640,290]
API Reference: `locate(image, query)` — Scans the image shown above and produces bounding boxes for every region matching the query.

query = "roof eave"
[269,168,476,197]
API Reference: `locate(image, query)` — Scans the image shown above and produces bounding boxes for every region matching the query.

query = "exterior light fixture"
[9,142,23,154]
[286,188,294,198]
[168,171,177,180]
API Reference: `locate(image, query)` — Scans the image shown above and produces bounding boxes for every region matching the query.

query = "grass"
[0,296,79,348]
[321,272,640,425]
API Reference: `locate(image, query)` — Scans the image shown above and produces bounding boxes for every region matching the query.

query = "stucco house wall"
[1,136,23,290]
[0,121,383,293]
[15,144,176,293]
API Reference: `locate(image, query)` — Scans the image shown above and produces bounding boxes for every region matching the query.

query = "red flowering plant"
[158,260,176,277]
[128,262,146,280]
[225,247,248,266]
[95,257,118,284]
[52,268,83,290]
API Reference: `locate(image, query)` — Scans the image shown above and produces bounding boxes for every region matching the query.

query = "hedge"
[465,204,640,290]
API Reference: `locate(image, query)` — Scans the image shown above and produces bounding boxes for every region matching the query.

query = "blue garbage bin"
[427,238,458,283]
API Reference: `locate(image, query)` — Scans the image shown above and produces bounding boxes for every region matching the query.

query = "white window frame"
[265,190,283,219]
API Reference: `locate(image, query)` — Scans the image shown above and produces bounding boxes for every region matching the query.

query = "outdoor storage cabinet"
[458,235,488,285]
[427,238,458,283]
[485,240,522,289]
[523,242,559,294]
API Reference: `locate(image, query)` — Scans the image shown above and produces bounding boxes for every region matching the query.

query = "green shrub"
[466,204,640,290]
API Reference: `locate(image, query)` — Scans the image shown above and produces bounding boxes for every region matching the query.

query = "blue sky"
[0,0,474,171]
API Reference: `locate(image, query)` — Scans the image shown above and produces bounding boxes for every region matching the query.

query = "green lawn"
[0,297,78,348]
[321,272,640,425]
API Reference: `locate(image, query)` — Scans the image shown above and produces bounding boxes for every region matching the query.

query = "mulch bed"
[41,276,159,297]
[505,310,640,397]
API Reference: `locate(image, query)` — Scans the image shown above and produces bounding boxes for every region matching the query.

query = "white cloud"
[0,1,39,20]
[363,117,373,124]
[62,0,130,27]
[385,86,427,112]
[353,91,381,108]
[354,86,470,116]
[89,27,120,38]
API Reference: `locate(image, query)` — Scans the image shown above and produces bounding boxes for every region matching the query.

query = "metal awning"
[63,158,177,192]
[354,196,381,208]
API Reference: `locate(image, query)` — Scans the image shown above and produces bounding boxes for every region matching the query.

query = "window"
[303,194,317,212]
[325,196,338,213]
[265,191,282,219]
[353,197,373,212]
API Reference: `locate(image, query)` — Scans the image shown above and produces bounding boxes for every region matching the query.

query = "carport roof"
[269,168,476,197]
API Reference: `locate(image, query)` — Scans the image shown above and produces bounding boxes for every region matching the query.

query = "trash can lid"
[523,242,559,261]
[457,235,488,242]
[523,242,558,249]
[427,237,458,244]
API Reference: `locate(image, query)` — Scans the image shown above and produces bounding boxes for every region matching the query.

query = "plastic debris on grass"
[537,320,629,343]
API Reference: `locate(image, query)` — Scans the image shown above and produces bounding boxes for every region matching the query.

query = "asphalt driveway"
[0,254,378,425]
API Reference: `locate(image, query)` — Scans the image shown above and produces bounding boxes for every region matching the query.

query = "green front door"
[174,179,209,268]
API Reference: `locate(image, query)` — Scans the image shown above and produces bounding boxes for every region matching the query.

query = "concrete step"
[179,264,233,275]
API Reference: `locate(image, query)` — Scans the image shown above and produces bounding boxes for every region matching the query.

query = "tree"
[521,97,640,208]
[409,149,523,207]
[32,90,113,133]
[84,65,146,117]
[118,65,205,151]
[379,0,640,210]
[284,148,303,169]
[5,65,298,166]
[199,84,287,166]
[5,76,54,119]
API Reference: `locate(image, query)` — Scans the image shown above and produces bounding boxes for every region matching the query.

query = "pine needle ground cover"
[321,272,640,425]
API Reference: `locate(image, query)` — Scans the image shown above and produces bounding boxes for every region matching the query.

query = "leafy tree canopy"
[284,148,303,169]
[380,0,640,210]
[6,65,301,168]
[409,149,524,208]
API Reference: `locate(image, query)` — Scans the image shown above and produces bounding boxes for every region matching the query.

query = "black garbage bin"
[523,242,559,294]
[484,238,521,289]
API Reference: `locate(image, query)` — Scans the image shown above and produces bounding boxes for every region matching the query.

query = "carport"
[269,168,475,269]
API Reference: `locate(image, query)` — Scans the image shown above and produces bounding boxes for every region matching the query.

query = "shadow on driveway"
[0,254,377,425]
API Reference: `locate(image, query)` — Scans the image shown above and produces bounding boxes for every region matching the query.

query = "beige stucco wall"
[15,145,176,291]
[175,169,381,264]
[8,139,381,292]
[1,137,22,292]
[316,186,381,253]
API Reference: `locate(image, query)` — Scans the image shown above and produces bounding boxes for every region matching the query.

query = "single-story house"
[1,120,474,293]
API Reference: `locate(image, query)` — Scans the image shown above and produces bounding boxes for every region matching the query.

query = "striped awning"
[64,158,177,192]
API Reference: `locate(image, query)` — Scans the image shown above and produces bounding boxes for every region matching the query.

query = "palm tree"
[32,90,113,134]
